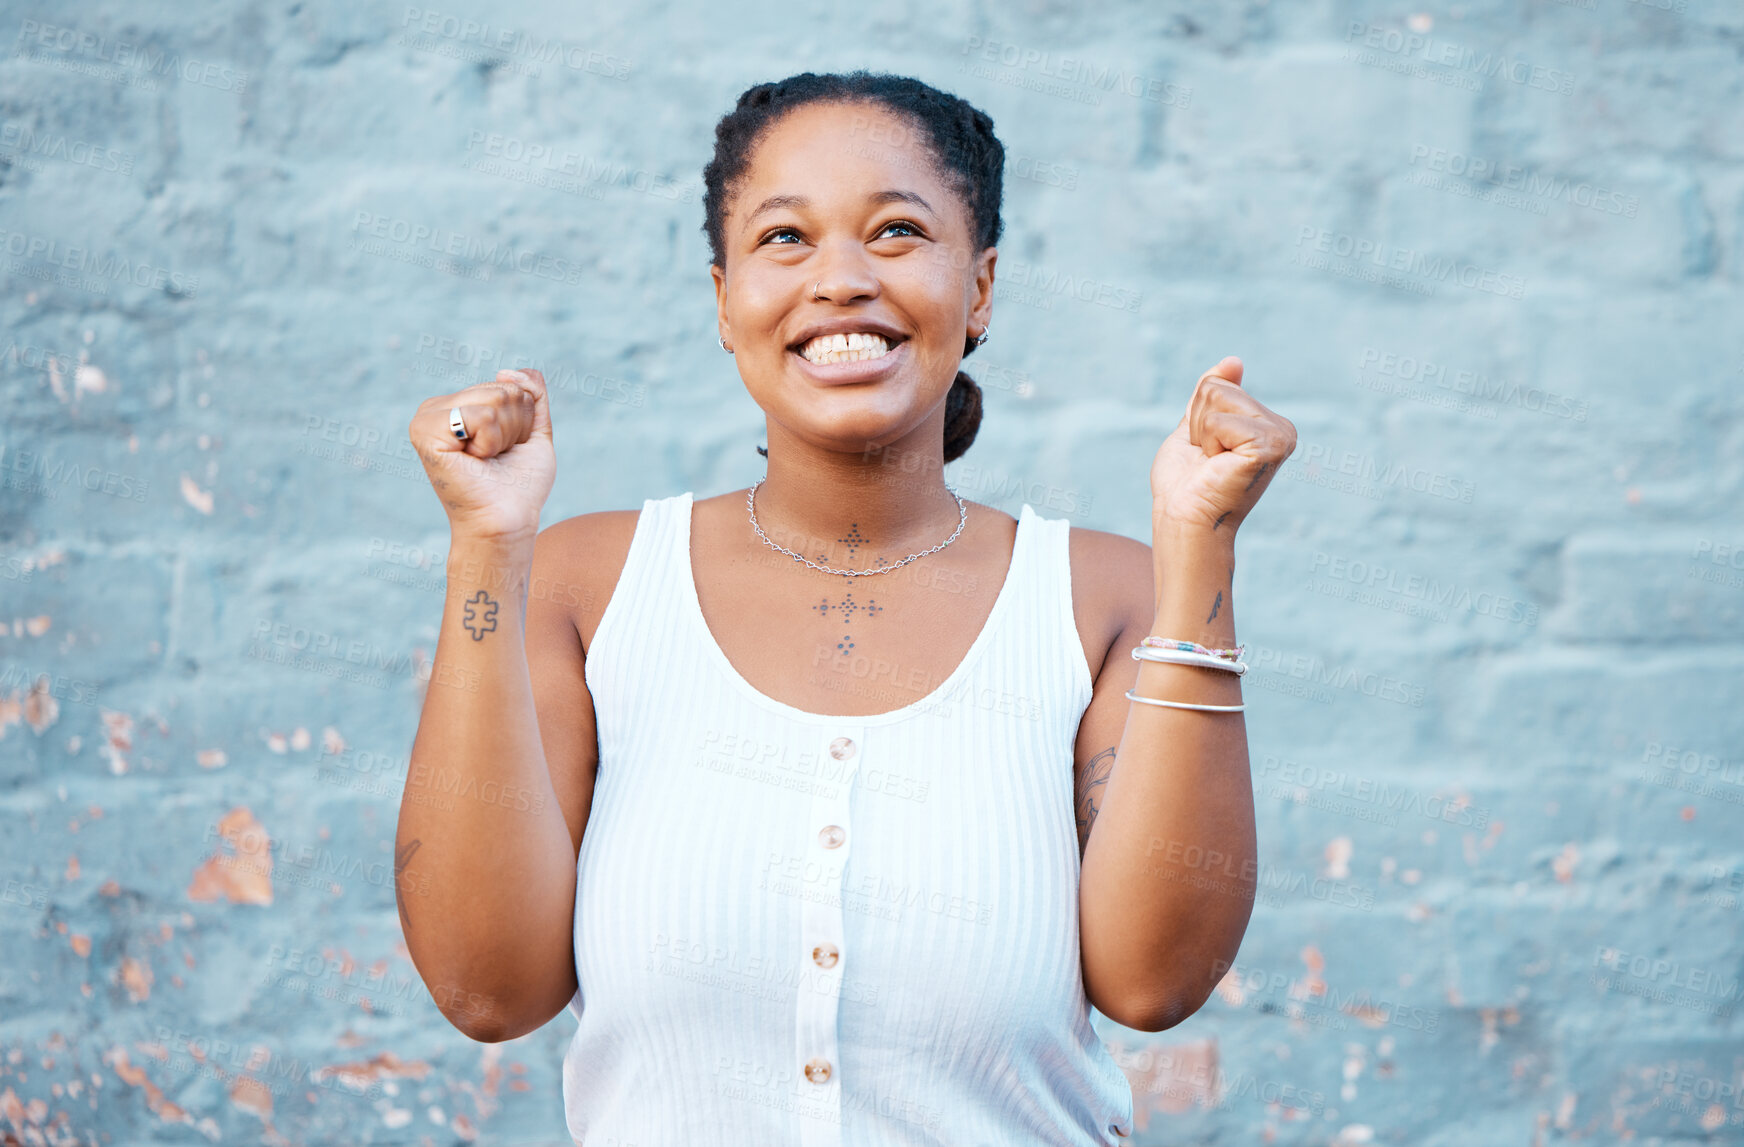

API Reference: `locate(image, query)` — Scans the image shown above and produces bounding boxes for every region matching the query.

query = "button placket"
[793,728,861,1147]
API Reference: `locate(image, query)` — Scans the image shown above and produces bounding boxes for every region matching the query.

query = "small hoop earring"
[718,335,733,354]
[974,326,990,347]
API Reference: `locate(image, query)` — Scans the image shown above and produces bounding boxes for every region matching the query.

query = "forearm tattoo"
[1076,747,1116,856]
[395,838,422,934]
[462,590,499,641]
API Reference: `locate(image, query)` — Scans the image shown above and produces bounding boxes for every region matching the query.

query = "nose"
[810,240,879,304]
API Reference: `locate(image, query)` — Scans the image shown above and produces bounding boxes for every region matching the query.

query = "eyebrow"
[743,189,939,228]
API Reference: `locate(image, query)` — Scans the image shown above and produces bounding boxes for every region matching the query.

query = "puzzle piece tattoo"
[463,590,498,641]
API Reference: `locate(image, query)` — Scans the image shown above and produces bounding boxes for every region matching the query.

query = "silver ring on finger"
[449,406,470,440]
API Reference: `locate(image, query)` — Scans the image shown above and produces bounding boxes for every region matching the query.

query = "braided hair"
[701,71,1004,464]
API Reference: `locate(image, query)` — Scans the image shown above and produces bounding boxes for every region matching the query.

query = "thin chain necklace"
[746,476,968,578]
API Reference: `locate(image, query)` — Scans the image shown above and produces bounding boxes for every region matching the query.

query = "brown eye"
[760,227,802,246]
[877,221,921,239]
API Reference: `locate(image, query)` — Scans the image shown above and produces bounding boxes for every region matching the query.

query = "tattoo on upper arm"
[1076,747,1116,855]
[463,590,499,640]
[395,838,422,935]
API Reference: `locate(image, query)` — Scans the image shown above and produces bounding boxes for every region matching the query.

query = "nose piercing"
[813,281,821,301]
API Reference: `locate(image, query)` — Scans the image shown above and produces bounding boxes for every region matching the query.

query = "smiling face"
[711,100,996,457]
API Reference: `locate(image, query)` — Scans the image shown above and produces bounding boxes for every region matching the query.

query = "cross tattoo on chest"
[813,524,883,654]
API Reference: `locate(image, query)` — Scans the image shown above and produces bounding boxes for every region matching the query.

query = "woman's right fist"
[409,369,556,543]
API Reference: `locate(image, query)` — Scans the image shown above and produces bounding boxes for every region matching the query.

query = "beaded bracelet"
[1127,633,1247,709]
[1139,636,1246,660]
[1132,646,1248,675]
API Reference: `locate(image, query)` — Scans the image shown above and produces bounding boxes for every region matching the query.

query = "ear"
[969,246,997,335]
[711,263,730,345]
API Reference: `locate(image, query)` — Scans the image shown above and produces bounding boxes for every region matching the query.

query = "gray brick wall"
[2,0,1740,1142]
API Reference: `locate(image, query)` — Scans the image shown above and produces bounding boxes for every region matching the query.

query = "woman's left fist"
[1150,356,1297,535]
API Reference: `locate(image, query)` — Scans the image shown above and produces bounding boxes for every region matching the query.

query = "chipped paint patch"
[1295,945,1328,1002]
[99,709,135,775]
[310,1051,431,1093]
[1325,836,1352,879]
[0,674,67,738]
[74,362,109,394]
[103,1046,190,1124]
[119,956,153,1002]
[23,674,60,733]
[230,1074,273,1121]
[180,473,214,514]
[1553,843,1578,883]
[187,806,273,905]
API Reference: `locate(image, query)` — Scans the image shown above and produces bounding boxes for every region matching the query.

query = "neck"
[750,421,965,567]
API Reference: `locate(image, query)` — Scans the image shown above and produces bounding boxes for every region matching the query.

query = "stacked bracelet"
[1132,646,1248,675]
[1125,634,1247,712]
[1125,689,1245,712]
[1139,636,1245,659]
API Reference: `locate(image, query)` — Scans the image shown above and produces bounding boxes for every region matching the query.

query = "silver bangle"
[1125,689,1245,713]
[1132,646,1247,675]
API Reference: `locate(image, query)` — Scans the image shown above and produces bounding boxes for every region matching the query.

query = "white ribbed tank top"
[561,490,1134,1146]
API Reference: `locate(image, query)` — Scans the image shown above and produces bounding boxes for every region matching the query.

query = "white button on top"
[818,824,845,849]
[829,736,856,761]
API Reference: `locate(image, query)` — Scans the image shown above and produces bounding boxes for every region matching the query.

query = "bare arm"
[392,370,602,1042]
[1075,528,1254,1033]
[394,526,601,1041]
[1076,356,1292,1032]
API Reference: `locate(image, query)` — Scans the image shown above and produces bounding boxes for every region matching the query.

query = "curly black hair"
[701,71,1004,464]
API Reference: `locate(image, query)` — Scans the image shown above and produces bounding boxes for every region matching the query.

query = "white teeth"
[799,332,894,365]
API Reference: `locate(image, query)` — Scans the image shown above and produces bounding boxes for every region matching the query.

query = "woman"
[396,70,1296,1146]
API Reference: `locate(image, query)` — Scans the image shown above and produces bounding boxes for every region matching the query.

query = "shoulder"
[1065,522,1154,677]
[533,506,648,653]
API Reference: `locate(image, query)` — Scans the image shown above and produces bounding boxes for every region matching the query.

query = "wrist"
[446,535,536,595]
[1152,514,1236,553]
[1154,520,1234,595]
[448,529,538,558]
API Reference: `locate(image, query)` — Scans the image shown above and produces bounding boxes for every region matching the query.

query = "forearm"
[395,534,579,1038]
[1079,523,1257,1028]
